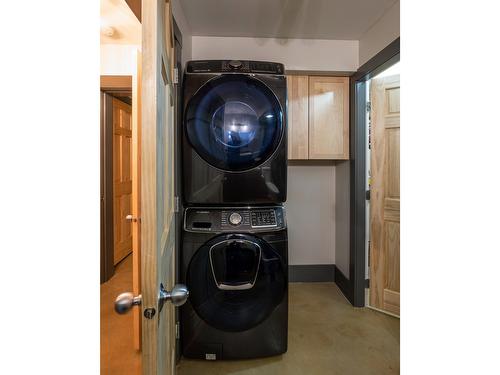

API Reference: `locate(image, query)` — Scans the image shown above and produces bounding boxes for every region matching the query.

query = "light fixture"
[101,25,115,37]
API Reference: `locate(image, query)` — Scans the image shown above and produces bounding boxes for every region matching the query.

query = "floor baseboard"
[289,264,335,282]
[334,266,352,300]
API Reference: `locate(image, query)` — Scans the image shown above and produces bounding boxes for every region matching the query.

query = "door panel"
[308,76,349,159]
[113,98,133,265]
[141,0,177,374]
[286,75,309,160]
[369,74,400,316]
[132,49,142,351]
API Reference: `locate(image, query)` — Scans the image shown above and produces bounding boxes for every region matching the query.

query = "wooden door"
[141,0,177,374]
[286,75,309,159]
[308,76,349,159]
[369,74,400,316]
[132,49,142,351]
[113,98,133,265]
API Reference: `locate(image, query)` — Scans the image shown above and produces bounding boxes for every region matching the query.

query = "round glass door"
[187,234,286,332]
[185,75,284,171]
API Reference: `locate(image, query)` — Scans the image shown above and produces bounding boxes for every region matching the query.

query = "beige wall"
[359,1,400,66]
[286,164,336,265]
[191,36,358,71]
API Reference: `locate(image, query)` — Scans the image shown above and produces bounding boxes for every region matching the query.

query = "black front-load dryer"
[182,60,287,205]
[181,206,288,360]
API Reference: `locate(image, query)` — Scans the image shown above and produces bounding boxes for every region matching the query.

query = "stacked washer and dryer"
[180,60,289,360]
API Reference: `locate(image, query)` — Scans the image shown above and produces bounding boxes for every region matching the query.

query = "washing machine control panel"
[185,207,286,233]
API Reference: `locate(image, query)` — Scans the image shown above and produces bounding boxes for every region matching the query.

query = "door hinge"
[365,189,370,201]
[174,196,180,213]
[366,101,371,112]
[175,322,180,339]
[173,68,179,84]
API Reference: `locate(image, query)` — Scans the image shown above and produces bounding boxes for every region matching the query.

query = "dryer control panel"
[184,206,286,233]
[186,60,285,75]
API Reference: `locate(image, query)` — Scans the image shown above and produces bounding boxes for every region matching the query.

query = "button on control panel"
[251,210,277,228]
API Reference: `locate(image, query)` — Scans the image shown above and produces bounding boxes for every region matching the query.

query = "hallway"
[101,255,141,375]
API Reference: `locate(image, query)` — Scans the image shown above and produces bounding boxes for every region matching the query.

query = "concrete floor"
[178,283,399,375]
[101,257,400,375]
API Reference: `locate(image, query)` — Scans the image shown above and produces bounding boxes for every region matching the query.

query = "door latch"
[114,284,189,316]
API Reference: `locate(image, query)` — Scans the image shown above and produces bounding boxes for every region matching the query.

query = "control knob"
[228,212,242,226]
[228,60,243,70]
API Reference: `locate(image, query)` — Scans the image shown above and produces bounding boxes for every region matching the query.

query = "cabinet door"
[308,76,349,159]
[286,75,309,159]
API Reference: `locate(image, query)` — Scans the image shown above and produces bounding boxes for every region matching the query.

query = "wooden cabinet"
[286,75,349,160]
[286,75,309,159]
[309,76,349,159]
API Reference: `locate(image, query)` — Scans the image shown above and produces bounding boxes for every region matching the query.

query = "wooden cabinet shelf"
[286,75,349,160]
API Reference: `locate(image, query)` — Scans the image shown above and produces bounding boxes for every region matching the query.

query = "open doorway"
[365,62,400,316]
[100,72,142,373]
[101,84,133,283]
[99,0,142,373]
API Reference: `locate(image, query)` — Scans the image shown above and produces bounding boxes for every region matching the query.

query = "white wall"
[172,0,192,70]
[191,36,358,71]
[286,164,336,265]
[100,44,139,75]
[359,1,400,66]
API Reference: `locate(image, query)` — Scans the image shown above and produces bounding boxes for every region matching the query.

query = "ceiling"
[100,0,141,45]
[179,0,398,40]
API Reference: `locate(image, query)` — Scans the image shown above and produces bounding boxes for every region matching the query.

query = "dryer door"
[187,233,286,332]
[185,74,284,171]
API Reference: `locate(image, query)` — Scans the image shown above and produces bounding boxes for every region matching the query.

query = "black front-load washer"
[181,206,288,360]
[182,60,287,205]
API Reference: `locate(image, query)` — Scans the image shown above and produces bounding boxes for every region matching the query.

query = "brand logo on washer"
[205,353,216,360]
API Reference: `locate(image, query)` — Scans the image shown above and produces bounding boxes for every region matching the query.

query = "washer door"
[187,234,286,332]
[185,74,284,171]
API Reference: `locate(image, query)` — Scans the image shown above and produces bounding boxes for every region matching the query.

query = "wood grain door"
[132,49,142,351]
[141,0,177,374]
[308,76,349,159]
[286,75,309,159]
[369,74,400,316]
[113,98,133,265]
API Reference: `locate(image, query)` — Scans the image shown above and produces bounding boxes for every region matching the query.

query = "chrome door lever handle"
[114,292,142,314]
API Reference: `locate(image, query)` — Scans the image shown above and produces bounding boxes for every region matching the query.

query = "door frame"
[336,38,400,307]
[100,75,132,283]
[172,16,183,363]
